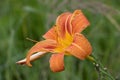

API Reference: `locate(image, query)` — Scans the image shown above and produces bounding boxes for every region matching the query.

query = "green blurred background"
[0,0,120,80]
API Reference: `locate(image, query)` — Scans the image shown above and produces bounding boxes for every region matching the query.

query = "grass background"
[0,0,120,80]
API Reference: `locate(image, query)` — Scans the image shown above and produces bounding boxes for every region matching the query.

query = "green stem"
[87,55,115,80]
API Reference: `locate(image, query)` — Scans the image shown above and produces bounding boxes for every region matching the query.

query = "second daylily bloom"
[17,10,92,72]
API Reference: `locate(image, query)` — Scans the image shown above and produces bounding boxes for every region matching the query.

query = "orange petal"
[26,39,57,67]
[71,10,90,34]
[66,33,92,60]
[56,12,72,38]
[49,53,64,72]
[43,26,57,40]
[65,14,73,35]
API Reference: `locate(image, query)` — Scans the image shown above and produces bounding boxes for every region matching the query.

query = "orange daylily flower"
[16,10,92,72]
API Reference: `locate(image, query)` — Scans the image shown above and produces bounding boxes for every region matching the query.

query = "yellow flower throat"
[54,32,73,54]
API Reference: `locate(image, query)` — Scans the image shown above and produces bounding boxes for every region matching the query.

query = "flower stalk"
[87,55,115,80]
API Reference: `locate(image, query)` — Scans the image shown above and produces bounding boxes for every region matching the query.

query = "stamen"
[26,37,38,43]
